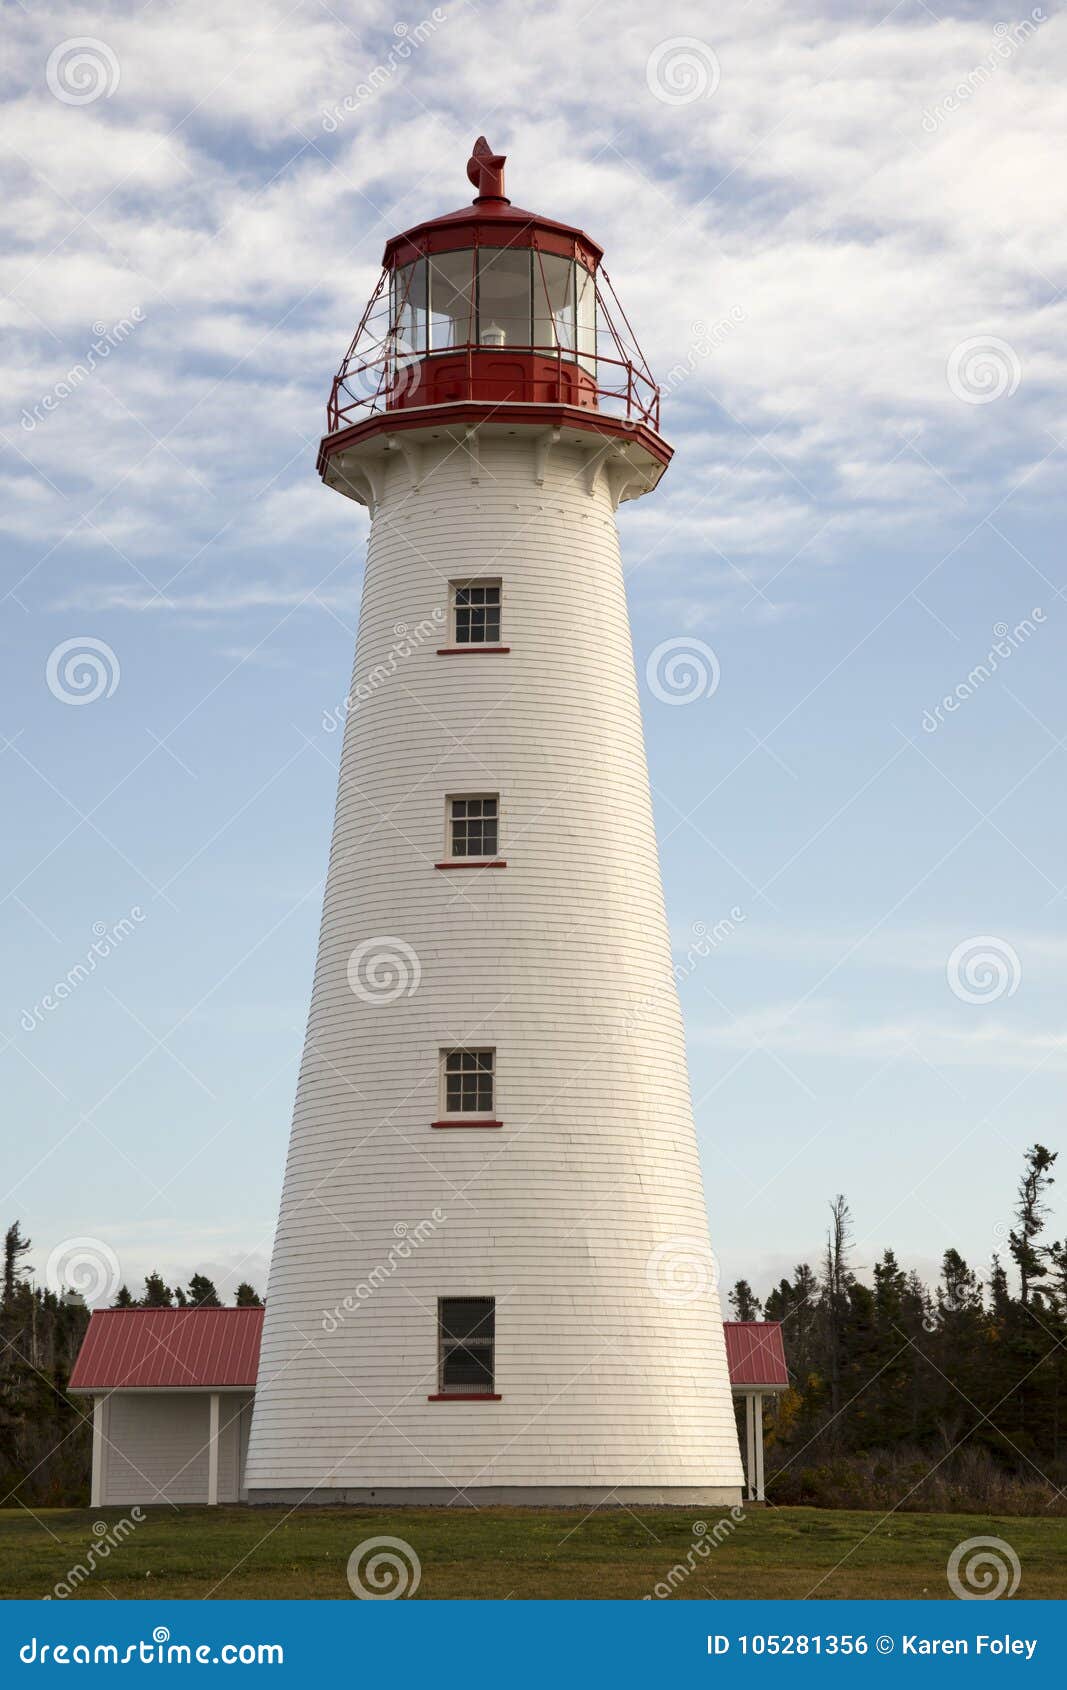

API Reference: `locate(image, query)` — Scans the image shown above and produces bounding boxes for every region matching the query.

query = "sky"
[2,0,1065,1308]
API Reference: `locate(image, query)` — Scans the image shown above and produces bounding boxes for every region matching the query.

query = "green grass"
[2,1505,1065,1600]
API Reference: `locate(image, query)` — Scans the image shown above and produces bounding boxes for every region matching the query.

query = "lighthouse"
[244,140,744,1504]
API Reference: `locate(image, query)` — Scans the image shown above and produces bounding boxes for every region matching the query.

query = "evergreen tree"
[3,1223,31,1304]
[234,1283,262,1307]
[1009,1144,1057,1305]
[729,1279,763,1321]
[185,1273,222,1308]
[141,1273,173,1308]
[822,1195,854,1425]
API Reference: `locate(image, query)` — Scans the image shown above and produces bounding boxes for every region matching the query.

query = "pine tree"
[1009,1144,1057,1305]
[822,1195,854,1425]
[234,1283,262,1307]
[729,1279,763,1321]
[141,1273,173,1308]
[186,1274,222,1308]
[3,1222,31,1304]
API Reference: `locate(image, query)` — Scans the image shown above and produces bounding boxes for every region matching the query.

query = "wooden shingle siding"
[246,435,743,1498]
[101,1393,252,1505]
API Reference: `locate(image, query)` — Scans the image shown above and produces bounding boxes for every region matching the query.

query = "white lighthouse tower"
[244,140,744,1504]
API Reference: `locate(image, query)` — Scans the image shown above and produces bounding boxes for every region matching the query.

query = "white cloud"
[55,577,361,615]
[694,997,1067,1070]
[3,0,1065,603]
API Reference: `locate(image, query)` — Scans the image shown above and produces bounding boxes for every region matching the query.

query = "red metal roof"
[381,137,604,270]
[69,1307,263,1390]
[71,1309,786,1392]
[723,1321,790,1389]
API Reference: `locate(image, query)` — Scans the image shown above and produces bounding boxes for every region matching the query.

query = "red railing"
[325,265,662,435]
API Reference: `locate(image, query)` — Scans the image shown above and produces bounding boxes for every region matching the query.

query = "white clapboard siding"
[101,1393,252,1506]
[245,433,744,1501]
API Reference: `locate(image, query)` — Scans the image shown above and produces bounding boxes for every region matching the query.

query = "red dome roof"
[382,137,603,271]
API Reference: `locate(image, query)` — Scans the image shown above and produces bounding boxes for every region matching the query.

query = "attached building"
[69,1307,262,1508]
[71,1308,787,1509]
[724,1320,790,1503]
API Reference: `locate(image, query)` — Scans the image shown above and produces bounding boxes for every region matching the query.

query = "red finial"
[466,136,508,203]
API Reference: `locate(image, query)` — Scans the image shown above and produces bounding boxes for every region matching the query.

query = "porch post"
[753,1393,766,1502]
[90,1396,106,1508]
[207,1392,220,1507]
[744,1391,756,1502]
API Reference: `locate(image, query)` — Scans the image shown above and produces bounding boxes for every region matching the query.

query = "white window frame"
[439,1047,496,1120]
[449,578,502,646]
[445,793,500,862]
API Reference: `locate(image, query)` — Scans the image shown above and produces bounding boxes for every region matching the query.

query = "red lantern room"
[319,138,670,497]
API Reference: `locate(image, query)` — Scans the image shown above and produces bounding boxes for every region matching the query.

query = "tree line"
[2,1146,1064,1510]
[729,1145,1067,1512]
[111,1272,262,1309]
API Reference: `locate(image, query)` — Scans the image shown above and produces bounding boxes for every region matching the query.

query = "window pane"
[450,796,498,858]
[532,253,575,352]
[429,250,475,350]
[440,1297,494,1341]
[442,1345,494,1390]
[443,1050,494,1113]
[391,259,427,355]
[453,581,501,645]
[478,248,531,348]
[439,1296,495,1394]
[576,262,597,377]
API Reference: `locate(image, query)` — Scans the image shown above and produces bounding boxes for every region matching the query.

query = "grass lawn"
[2,1505,1064,1600]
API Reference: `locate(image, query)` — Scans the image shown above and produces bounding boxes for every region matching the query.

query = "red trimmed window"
[433,1296,498,1399]
[432,1047,501,1128]
[448,794,498,860]
[450,579,502,646]
[440,1047,495,1119]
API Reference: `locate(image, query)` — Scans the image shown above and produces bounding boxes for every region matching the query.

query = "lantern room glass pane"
[576,262,596,377]
[391,259,427,356]
[429,250,476,350]
[532,253,575,352]
[477,248,532,348]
